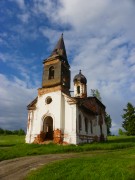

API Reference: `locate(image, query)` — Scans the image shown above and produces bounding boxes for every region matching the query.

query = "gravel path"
[0,153,79,180]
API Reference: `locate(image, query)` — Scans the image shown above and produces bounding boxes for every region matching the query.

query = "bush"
[118,128,127,136]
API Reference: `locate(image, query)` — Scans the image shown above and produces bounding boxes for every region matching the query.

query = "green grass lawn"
[0,135,135,179]
[0,135,135,162]
[26,147,135,180]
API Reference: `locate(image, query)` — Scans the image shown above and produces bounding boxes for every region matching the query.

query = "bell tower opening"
[48,66,54,80]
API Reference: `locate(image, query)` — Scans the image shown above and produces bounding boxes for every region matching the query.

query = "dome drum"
[73,70,87,98]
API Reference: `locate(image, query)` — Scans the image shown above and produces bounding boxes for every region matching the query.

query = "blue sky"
[0,0,135,134]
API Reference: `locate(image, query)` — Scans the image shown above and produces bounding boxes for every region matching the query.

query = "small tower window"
[79,115,82,131]
[77,86,80,94]
[48,66,54,79]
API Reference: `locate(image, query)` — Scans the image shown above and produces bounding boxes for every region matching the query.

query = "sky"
[0,0,135,134]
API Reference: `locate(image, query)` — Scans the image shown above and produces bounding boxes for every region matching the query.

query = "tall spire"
[42,33,71,90]
[50,33,69,65]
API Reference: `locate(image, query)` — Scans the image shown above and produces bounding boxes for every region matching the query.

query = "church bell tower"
[42,34,70,95]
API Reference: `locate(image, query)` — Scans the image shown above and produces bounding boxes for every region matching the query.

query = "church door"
[43,116,53,140]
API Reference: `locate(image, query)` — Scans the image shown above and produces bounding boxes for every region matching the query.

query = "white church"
[25,34,107,144]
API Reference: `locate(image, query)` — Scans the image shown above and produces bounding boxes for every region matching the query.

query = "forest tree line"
[0,128,25,135]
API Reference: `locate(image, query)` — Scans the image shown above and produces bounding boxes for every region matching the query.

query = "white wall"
[26,91,62,143]
[26,91,78,144]
[63,94,77,144]
[76,107,107,144]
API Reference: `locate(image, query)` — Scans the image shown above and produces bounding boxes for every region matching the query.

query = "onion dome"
[73,70,87,84]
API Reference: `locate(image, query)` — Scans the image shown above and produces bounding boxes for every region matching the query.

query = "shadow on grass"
[0,144,16,147]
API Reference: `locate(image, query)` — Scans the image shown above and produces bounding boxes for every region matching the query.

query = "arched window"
[100,124,102,135]
[77,86,80,94]
[85,118,88,133]
[90,120,93,134]
[48,66,54,79]
[99,115,103,135]
[79,115,82,131]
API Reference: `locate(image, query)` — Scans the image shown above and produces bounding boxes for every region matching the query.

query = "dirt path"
[0,153,80,180]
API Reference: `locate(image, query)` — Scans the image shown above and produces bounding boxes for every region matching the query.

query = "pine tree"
[122,102,135,136]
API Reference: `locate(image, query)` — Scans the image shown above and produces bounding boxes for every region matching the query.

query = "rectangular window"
[90,121,93,134]
[85,118,88,133]
[79,115,82,131]
[77,86,80,94]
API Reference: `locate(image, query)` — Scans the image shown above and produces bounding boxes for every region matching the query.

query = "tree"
[0,128,4,134]
[18,129,25,136]
[0,128,25,135]
[118,128,126,136]
[122,102,135,135]
[91,89,102,101]
[4,129,12,135]
[105,113,112,135]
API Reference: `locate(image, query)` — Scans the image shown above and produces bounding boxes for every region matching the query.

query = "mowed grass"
[26,147,135,180]
[0,135,135,161]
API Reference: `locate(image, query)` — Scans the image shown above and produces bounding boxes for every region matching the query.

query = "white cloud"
[58,0,110,28]
[128,48,135,65]
[13,0,25,9]
[39,27,60,44]
[32,0,59,19]
[0,51,41,89]
[111,121,120,135]
[0,74,37,130]
[130,84,135,92]
[18,13,30,23]
[0,53,10,63]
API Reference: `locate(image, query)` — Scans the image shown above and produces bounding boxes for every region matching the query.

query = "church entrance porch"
[43,116,53,140]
